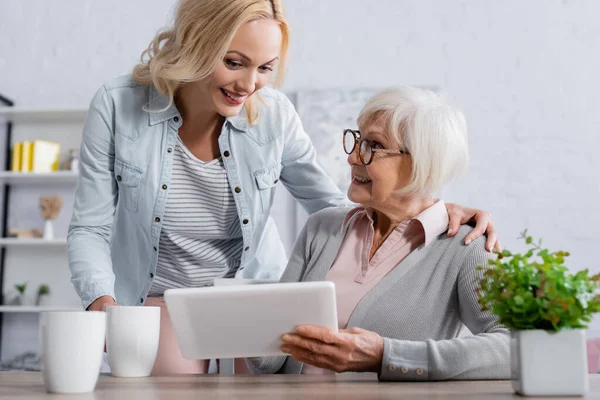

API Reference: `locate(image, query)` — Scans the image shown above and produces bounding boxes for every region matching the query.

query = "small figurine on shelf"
[40,195,63,240]
[35,284,50,306]
[63,148,80,174]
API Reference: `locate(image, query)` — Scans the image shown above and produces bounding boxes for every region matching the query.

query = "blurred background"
[0,0,598,368]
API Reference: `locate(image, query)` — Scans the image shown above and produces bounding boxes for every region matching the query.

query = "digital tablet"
[164,281,338,359]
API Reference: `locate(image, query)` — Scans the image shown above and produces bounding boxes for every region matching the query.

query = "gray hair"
[357,86,469,197]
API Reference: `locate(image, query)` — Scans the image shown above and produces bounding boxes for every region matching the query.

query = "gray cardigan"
[246,207,510,381]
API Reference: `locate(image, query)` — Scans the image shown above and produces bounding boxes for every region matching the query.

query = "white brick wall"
[1,0,599,334]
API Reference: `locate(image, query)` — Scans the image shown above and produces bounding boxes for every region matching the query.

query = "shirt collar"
[226,110,249,131]
[340,200,449,247]
[146,85,248,131]
[340,206,371,233]
[147,85,179,126]
[414,200,449,246]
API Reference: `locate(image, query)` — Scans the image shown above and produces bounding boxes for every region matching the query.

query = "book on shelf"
[20,141,32,172]
[11,140,61,173]
[11,142,22,172]
[32,140,61,172]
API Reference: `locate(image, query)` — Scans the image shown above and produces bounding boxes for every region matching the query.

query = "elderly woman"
[246,87,510,380]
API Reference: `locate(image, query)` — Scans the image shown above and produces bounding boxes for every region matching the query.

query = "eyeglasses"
[343,129,410,165]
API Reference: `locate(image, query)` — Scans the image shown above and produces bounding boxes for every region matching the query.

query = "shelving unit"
[0,306,81,313]
[0,171,78,185]
[0,94,86,358]
[0,238,67,247]
[0,107,87,123]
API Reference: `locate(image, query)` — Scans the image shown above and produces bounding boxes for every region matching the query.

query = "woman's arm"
[278,97,350,213]
[379,237,510,381]
[68,86,119,310]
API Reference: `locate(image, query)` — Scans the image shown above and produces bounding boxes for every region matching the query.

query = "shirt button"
[235,187,241,193]
[116,175,122,182]
[244,246,250,251]
[174,116,179,122]
[401,366,409,374]
[223,151,230,157]
[389,364,396,372]
[155,217,161,222]
[274,179,278,184]
[162,184,168,190]
[149,272,154,278]
[167,148,173,153]
[140,298,144,304]
[416,368,424,375]
[243,219,249,225]
[153,247,157,251]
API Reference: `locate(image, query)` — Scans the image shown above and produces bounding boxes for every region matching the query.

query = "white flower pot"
[36,295,51,306]
[43,220,54,240]
[511,329,588,396]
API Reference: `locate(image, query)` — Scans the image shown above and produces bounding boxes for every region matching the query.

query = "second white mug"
[106,305,161,377]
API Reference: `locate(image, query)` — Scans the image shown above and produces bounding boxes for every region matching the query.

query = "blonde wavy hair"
[133,0,289,124]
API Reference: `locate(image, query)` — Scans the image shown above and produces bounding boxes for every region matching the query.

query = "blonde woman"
[69,0,500,375]
[247,87,510,380]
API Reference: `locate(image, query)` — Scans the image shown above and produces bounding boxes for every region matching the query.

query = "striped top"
[148,137,243,297]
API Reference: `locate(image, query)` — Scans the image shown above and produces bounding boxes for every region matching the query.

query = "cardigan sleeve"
[379,237,511,381]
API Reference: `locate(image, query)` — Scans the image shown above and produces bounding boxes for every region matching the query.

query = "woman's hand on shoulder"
[445,203,501,252]
[281,325,384,373]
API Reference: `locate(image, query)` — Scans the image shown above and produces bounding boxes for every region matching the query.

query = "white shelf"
[0,238,67,247]
[0,171,78,184]
[0,306,82,313]
[0,107,87,123]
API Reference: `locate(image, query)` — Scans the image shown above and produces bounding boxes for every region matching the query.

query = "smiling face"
[347,116,413,212]
[192,19,282,117]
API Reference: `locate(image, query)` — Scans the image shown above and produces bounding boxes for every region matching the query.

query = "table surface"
[1,372,599,399]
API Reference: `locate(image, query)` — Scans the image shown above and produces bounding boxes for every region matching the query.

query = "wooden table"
[1,372,599,399]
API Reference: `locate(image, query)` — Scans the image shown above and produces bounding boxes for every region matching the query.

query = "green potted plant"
[36,284,51,306]
[477,230,600,396]
[13,282,27,305]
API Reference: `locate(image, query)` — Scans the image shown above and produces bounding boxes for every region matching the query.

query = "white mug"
[40,311,106,393]
[106,306,161,377]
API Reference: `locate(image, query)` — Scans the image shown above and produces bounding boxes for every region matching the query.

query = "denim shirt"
[68,75,348,309]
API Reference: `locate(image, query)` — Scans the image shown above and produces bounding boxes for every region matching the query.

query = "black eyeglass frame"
[343,129,410,165]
